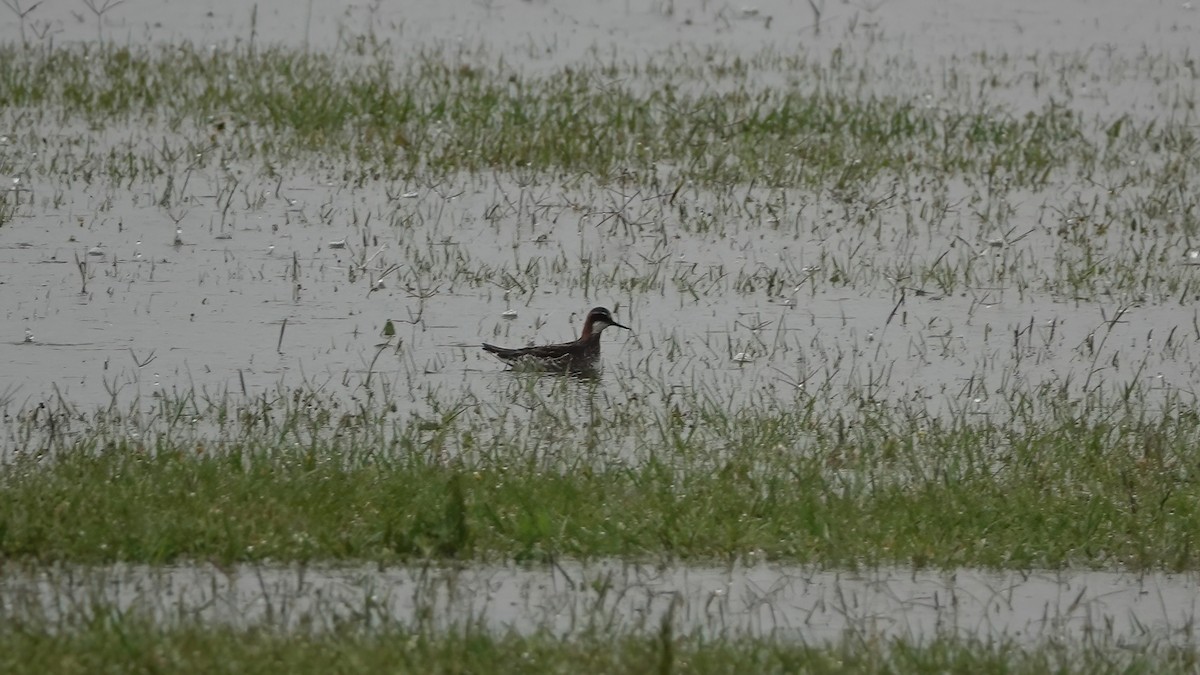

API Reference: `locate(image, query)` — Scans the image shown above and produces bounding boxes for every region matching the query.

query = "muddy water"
[3,560,1196,646]
[1,0,1199,426]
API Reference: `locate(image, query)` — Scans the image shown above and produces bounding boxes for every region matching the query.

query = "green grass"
[0,612,1194,674]
[2,388,1199,569]
[0,41,1189,192]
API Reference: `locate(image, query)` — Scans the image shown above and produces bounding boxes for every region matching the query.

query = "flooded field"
[1,0,1199,670]
[1,0,1198,427]
[4,560,1198,648]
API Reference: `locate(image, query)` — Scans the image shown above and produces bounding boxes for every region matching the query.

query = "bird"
[482,307,630,372]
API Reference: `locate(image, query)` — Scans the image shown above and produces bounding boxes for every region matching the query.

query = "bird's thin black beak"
[611,320,631,331]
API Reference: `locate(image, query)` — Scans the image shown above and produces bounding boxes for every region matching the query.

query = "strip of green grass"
[0,614,1193,675]
[0,41,1167,188]
[2,400,1198,569]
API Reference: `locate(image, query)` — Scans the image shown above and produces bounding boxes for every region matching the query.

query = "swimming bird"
[482,307,630,372]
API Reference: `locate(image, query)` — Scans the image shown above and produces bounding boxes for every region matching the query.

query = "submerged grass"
[0,29,1197,579]
[4,613,1195,675]
[1,39,1195,304]
[0,41,1191,192]
[0,21,1199,669]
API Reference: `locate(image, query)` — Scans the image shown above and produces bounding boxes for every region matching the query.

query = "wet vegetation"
[0,41,1115,188]
[2,5,1200,671]
[2,611,1196,675]
[3,387,1200,570]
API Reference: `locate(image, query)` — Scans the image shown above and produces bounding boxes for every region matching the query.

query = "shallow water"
[3,560,1197,647]
[0,6,1198,437]
[2,171,1197,427]
[6,0,1199,68]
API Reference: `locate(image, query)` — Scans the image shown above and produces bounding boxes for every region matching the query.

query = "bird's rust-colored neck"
[579,316,598,340]
[579,313,614,341]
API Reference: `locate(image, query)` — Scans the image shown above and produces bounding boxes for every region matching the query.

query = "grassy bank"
[2,388,1197,569]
